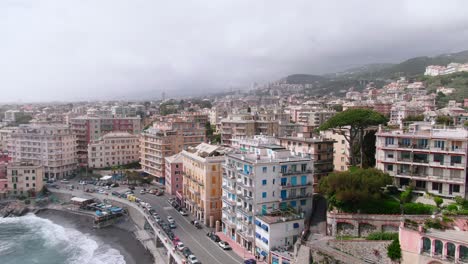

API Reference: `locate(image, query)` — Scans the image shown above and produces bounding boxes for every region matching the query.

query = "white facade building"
[7,124,77,179]
[88,132,140,168]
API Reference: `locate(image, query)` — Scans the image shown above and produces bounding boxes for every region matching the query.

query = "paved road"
[131,186,243,264]
[55,181,243,264]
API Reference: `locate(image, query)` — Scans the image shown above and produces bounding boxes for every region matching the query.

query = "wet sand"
[36,209,154,264]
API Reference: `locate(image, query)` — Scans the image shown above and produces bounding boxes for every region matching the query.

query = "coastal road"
[56,181,243,264]
[131,187,243,264]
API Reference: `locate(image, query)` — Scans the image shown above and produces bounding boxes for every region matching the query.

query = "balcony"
[222,207,237,217]
[237,181,253,191]
[236,206,254,216]
[222,196,236,206]
[279,182,312,189]
[238,193,253,201]
[222,184,235,193]
[222,217,237,228]
[280,169,312,176]
[280,192,312,201]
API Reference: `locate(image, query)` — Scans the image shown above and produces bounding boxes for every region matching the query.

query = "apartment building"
[165,153,184,198]
[220,113,284,146]
[375,123,468,198]
[88,132,139,169]
[7,162,44,196]
[278,134,335,186]
[320,130,351,172]
[222,146,313,255]
[182,143,229,227]
[70,115,141,165]
[140,115,206,184]
[8,124,77,179]
[0,127,17,151]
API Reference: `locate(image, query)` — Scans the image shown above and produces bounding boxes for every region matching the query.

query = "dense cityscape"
[2,1,468,264]
[1,57,468,264]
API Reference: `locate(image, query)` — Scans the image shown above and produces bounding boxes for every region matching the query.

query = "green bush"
[352,198,400,214]
[447,204,458,211]
[424,218,444,230]
[403,203,435,215]
[387,239,402,261]
[366,232,399,241]
[400,187,413,203]
[434,197,443,208]
[458,209,468,215]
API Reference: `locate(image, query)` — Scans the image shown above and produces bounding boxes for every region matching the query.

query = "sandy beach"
[36,209,154,264]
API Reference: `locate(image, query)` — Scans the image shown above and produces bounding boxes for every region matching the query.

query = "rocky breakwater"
[0,201,30,217]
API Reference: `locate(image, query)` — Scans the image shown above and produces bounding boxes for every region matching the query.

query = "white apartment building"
[375,123,468,198]
[0,127,17,151]
[8,124,77,179]
[222,146,313,255]
[88,132,140,168]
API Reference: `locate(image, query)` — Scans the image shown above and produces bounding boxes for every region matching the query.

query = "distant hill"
[335,50,468,79]
[284,74,327,84]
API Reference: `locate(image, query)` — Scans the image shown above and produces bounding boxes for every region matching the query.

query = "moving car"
[140,189,146,194]
[218,241,231,250]
[167,216,175,223]
[60,179,70,183]
[187,255,200,264]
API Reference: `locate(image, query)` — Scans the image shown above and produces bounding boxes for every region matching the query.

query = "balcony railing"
[222,196,236,206]
[281,169,312,176]
[279,182,312,189]
[280,192,312,201]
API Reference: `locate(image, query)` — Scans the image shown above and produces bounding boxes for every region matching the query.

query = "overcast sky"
[1,0,468,102]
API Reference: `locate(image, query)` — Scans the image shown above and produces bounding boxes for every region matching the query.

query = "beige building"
[140,115,206,184]
[8,124,77,179]
[7,162,44,196]
[88,132,140,168]
[182,143,230,227]
[0,127,17,151]
[320,130,351,172]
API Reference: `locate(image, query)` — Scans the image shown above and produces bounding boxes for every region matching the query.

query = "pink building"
[399,221,468,263]
[164,153,184,204]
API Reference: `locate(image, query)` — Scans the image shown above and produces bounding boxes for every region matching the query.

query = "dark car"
[111,191,120,196]
[182,247,193,258]
[244,259,257,264]
[207,232,220,242]
[128,186,136,190]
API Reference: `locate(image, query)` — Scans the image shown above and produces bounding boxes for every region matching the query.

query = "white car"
[176,242,185,251]
[167,216,174,223]
[179,209,188,216]
[60,179,70,183]
[187,255,200,264]
[140,189,146,194]
[218,241,231,250]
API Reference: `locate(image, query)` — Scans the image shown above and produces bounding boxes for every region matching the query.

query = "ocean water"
[0,214,126,264]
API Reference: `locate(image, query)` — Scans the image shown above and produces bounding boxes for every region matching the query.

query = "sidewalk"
[216,231,267,263]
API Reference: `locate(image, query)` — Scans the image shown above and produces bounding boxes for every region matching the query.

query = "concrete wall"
[328,240,393,264]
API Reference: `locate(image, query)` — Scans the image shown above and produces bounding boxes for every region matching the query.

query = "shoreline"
[35,208,154,264]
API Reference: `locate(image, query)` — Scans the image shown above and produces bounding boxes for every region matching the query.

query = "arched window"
[446,242,455,259]
[434,240,443,256]
[422,237,431,253]
[460,245,468,262]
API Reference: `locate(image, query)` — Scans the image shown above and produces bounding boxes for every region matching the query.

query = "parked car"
[60,179,70,183]
[182,248,192,258]
[140,189,146,194]
[207,232,220,242]
[167,216,174,223]
[187,255,200,264]
[111,191,120,196]
[154,215,161,222]
[128,186,136,190]
[179,209,188,216]
[169,223,176,229]
[156,190,164,196]
[218,241,231,250]
[176,242,185,251]
[244,259,257,264]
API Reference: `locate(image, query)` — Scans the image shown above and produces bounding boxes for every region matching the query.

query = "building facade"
[165,153,184,197]
[222,146,313,255]
[7,162,44,196]
[375,123,468,198]
[182,143,229,227]
[7,124,77,179]
[88,132,140,168]
[320,130,351,172]
[70,115,141,165]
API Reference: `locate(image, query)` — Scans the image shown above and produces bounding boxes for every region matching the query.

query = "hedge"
[403,203,435,215]
[366,232,399,241]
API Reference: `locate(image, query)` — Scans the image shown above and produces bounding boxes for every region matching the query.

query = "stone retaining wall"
[328,240,393,264]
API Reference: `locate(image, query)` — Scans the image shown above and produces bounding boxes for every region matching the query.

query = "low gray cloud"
[1,0,468,102]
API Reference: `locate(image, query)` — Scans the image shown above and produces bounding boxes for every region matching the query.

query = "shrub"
[367,232,399,241]
[434,197,443,208]
[403,203,435,215]
[400,187,413,203]
[458,209,468,215]
[387,239,402,261]
[447,204,458,211]
[424,218,444,230]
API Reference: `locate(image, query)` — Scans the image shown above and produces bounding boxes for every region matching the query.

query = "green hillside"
[420,72,468,107]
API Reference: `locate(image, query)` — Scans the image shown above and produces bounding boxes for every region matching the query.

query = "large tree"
[319,108,387,167]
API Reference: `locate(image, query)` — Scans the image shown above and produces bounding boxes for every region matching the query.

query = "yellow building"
[181,143,230,227]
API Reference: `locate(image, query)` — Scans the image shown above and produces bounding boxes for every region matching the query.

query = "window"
[291,176,297,186]
[386,164,393,171]
[341,157,344,162]
[272,179,275,184]
[432,182,441,191]
[291,165,297,172]
[341,140,345,144]
[452,184,460,193]
[451,156,462,164]
[262,179,267,185]
[385,137,394,146]
[434,140,445,149]
[281,165,287,173]
[415,181,426,189]
[301,164,307,171]
[290,201,297,207]
[272,166,275,172]
[300,199,306,206]
[262,167,267,173]
[262,192,267,198]
[300,175,307,185]
[280,178,287,186]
